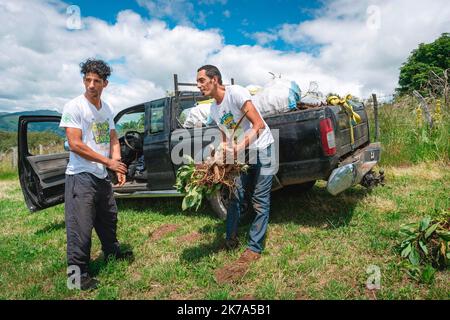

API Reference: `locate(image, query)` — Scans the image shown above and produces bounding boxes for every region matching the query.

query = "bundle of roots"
[175,147,248,211]
[193,152,247,189]
[176,112,249,211]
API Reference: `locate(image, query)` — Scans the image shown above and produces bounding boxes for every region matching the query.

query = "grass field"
[0,161,448,300]
[1,97,448,299]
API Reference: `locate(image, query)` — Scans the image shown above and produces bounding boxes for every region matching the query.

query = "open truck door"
[18,115,68,212]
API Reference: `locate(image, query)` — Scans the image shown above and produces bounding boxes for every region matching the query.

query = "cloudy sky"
[0,0,449,113]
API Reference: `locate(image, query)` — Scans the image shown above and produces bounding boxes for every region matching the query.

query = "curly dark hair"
[79,58,112,81]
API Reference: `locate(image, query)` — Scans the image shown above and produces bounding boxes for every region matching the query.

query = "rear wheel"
[208,187,230,220]
[207,186,261,221]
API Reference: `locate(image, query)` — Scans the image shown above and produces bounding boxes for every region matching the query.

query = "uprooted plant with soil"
[175,146,248,211]
[175,111,250,211]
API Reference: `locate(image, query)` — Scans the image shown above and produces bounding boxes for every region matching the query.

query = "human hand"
[107,159,127,175]
[222,143,238,164]
[115,172,126,187]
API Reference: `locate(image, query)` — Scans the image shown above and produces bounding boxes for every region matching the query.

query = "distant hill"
[0,110,61,132]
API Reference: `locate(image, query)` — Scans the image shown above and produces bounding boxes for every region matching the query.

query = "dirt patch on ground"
[215,249,261,284]
[364,196,397,213]
[295,291,309,300]
[176,231,202,244]
[364,288,378,300]
[389,163,447,181]
[149,224,180,241]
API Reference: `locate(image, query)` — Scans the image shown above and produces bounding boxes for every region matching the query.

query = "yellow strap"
[197,98,214,105]
[326,94,361,144]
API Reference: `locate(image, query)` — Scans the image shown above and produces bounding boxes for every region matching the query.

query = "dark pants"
[65,172,120,274]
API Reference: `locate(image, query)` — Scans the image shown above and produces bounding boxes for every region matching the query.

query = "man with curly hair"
[60,58,132,290]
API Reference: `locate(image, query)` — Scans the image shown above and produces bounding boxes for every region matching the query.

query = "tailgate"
[327,101,370,157]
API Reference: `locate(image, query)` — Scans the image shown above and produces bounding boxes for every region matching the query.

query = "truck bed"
[263,102,370,186]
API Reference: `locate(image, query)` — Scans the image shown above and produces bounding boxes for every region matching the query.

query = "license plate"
[364,148,380,162]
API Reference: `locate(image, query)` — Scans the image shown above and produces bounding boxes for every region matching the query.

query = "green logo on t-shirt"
[62,113,72,123]
[92,121,110,144]
[220,112,237,130]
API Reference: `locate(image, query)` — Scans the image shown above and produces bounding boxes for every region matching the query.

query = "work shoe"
[224,238,240,251]
[237,248,261,263]
[80,273,99,291]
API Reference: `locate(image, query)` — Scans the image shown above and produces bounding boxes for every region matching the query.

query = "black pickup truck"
[18,75,382,219]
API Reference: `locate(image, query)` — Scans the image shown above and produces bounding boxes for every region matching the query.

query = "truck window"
[115,109,145,137]
[150,104,164,134]
[26,122,66,155]
[176,97,215,129]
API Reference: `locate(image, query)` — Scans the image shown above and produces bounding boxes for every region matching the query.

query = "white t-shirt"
[210,85,274,150]
[59,95,116,179]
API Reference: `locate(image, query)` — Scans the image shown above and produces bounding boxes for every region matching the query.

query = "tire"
[208,188,229,220]
[207,187,259,221]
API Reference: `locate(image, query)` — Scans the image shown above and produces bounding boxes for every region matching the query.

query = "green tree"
[397,33,450,95]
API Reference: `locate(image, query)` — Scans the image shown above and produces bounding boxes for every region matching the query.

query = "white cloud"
[136,0,194,26]
[0,0,448,114]
[0,0,223,113]
[104,79,165,110]
[210,45,363,97]
[254,0,450,96]
[252,32,278,46]
[198,0,227,5]
[196,11,208,26]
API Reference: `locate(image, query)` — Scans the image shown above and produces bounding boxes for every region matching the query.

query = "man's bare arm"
[109,129,127,186]
[235,100,265,152]
[110,129,121,161]
[65,127,127,174]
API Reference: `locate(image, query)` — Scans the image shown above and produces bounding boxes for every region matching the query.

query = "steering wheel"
[123,130,143,151]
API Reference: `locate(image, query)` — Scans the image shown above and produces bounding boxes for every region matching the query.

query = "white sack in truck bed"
[181,100,213,128]
[181,79,304,128]
[250,78,302,117]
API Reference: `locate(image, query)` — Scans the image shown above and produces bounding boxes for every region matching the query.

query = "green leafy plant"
[399,214,450,281]
[175,155,219,211]
[175,154,248,211]
[404,263,437,284]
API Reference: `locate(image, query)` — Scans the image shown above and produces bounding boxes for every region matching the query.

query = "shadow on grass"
[32,218,135,277]
[180,184,370,263]
[115,197,215,220]
[34,220,66,235]
[89,243,135,277]
[270,184,369,228]
[114,183,369,263]
[179,222,228,263]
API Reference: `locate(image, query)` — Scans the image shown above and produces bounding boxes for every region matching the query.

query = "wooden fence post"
[372,93,379,141]
[413,90,433,128]
[11,147,18,169]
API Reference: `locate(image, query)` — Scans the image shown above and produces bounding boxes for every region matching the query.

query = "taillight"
[320,118,336,156]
